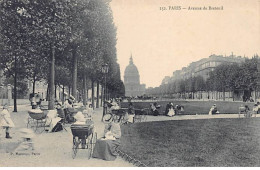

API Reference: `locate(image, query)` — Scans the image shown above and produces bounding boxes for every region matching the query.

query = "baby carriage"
[70,120,97,159]
[27,109,47,133]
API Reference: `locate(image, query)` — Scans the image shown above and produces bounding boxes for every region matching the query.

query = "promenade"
[0,105,133,167]
[1,104,259,167]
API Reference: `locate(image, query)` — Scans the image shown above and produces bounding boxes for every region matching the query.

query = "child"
[0,104,15,139]
[14,128,35,154]
[83,104,94,120]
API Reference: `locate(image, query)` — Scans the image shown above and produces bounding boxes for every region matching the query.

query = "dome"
[124,56,139,76]
[123,55,145,97]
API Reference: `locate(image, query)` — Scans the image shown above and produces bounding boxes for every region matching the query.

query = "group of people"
[239,102,260,117]
[165,102,184,117]
[106,99,135,124]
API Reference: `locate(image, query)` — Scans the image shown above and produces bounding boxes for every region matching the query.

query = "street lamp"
[102,64,109,118]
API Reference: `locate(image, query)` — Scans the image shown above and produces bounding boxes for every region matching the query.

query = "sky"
[110,0,260,88]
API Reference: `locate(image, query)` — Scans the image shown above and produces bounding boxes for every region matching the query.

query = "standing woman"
[126,102,135,123]
[0,104,15,139]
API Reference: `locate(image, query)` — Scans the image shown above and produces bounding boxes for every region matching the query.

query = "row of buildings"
[161,54,245,85]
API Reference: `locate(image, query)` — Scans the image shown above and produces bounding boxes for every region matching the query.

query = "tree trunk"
[96,81,99,108]
[91,79,95,108]
[101,85,103,107]
[68,86,71,96]
[107,89,109,101]
[48,44,55,110]
[62,85,65,105]
[223,88,225,101]
[72,48,77,100]
[13,55,17,112]
[83,75,87,106]
[46,84,49,101]
[55,84,57,99]
[32,73,36,94]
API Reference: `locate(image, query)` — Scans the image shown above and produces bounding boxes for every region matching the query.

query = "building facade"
[124,56,146,97]
[169,54,245,82]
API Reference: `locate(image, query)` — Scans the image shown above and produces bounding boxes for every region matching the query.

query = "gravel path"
[1,104,258,166]
[0,105,134,167]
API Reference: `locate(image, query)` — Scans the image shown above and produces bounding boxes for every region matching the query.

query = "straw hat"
[102,113,113,123]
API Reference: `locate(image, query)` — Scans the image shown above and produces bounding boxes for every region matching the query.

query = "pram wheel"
[90,132,97,158]
[72,137,78,159]
[71,123,95,159]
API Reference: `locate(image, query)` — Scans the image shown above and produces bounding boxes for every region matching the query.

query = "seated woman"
[251,103,258,117]
[56,103,65,119]
[151,102,159,116]
[92,114,121,161]
[209,104,219,115]
[110,99,120,110]
[45,110,62,132]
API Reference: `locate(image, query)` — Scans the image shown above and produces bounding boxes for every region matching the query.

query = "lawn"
[119,118,260,166]
[121,100,255,115]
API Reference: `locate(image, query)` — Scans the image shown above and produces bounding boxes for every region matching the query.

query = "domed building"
[124,55,146,97]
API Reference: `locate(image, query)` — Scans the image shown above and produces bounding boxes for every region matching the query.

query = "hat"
[74,111,85,122]
[70,95,76,101]
[102,113,113,123]
[20,128,35,139]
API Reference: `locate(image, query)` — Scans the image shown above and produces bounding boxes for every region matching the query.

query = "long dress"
[45,110,61,132]
[167,108,175,117]
[92,122,121,161]
[0,109,15,128]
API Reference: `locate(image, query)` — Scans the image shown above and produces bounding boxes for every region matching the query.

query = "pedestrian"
[126,102,135,123]
[35,92,42,107]
[165,102,171,116]
[167,103,175,117]
[0,104,15,139]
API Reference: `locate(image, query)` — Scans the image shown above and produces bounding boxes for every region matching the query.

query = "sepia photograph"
[0,0,260,167]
